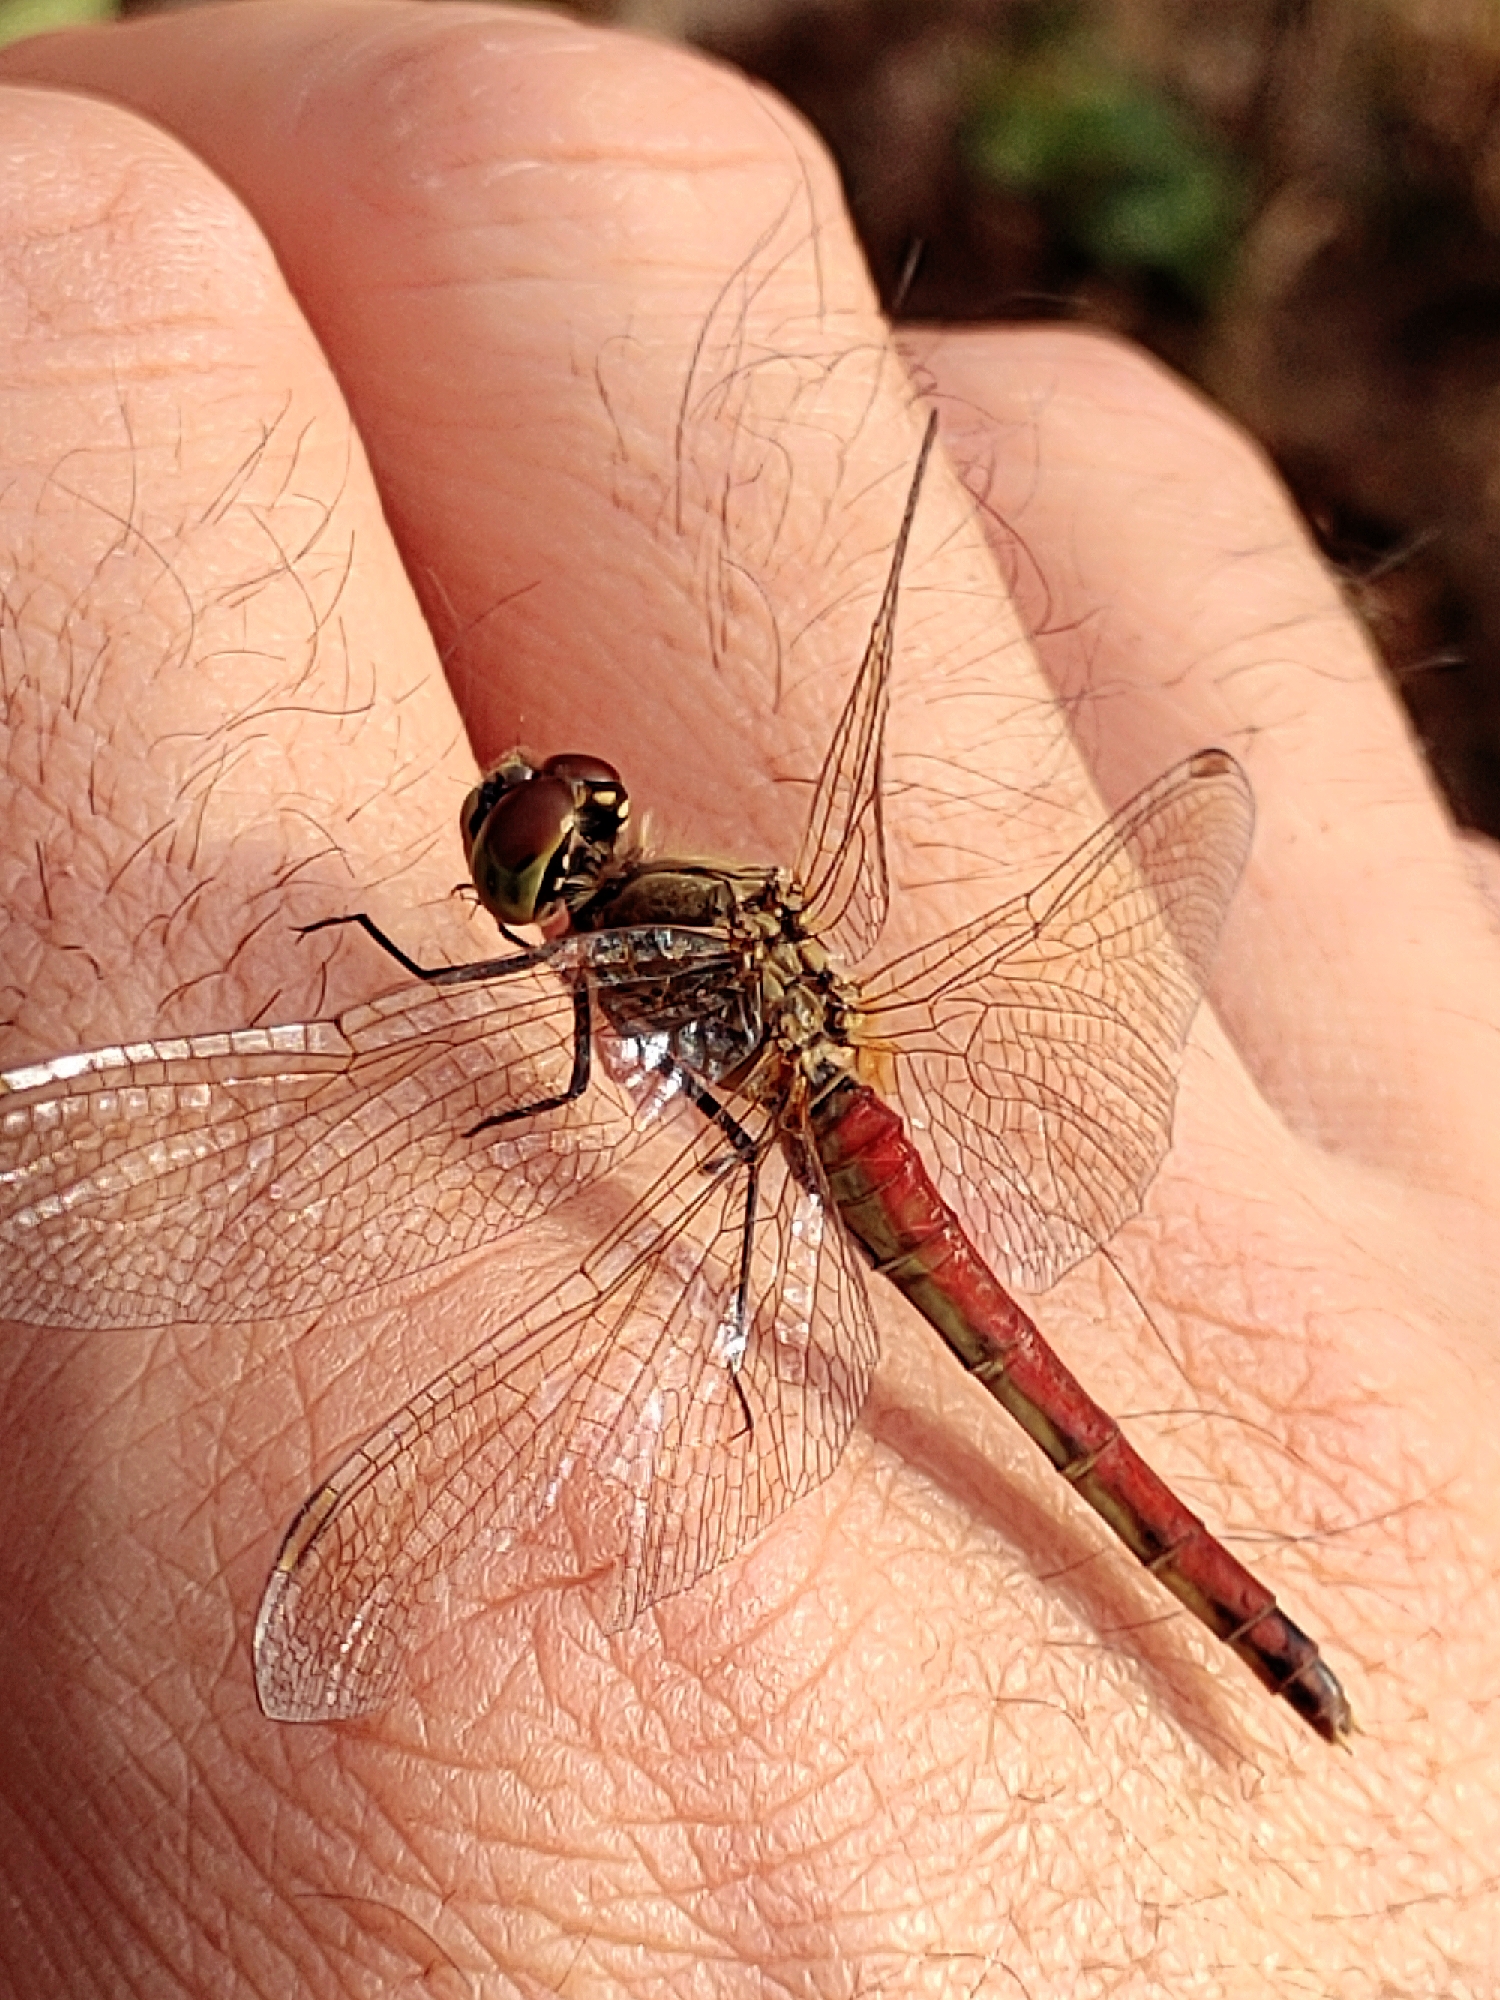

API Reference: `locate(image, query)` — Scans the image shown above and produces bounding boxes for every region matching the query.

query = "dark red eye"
[541,754,620,786]
[466,774,575,926]
[460,750,537,853]
[460,749,630,929]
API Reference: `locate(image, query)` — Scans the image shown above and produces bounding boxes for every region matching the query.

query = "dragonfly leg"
[644,1056,761,1435]
[735,1152,763,1431]
[648,1059,758,1167]
[297,911,550,987]
[720,1143,761,1437]
[466,988,593,1136]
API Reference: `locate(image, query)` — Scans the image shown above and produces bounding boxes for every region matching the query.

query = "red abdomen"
[811,1078,1352,1744]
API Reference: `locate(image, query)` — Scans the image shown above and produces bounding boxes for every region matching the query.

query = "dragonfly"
[0,414,1351,1744]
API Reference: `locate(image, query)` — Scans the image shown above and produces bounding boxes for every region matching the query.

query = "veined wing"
[795,411,939,967]
[253,1089,878,1720]
[855,750,1254,1292]
[0,930,739,1331]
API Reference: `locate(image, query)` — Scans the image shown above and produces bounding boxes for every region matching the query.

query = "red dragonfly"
[0,416,1350,1742]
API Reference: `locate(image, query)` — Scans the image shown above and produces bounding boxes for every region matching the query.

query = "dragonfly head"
[461,750,630,928]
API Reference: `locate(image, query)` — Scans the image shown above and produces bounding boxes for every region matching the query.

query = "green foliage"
[965,29,1248,301]
[0,0,114,52]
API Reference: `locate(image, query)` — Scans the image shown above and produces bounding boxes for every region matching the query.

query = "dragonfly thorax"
[572,856,861,1103]
[463,750,859,1099]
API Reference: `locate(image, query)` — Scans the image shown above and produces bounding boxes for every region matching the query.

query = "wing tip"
[253,1564,400,1724]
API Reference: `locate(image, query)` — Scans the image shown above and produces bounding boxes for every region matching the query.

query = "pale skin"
[1,6,1499,1995]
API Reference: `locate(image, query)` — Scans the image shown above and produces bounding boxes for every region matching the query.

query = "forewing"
[253,1098,878,1720]
[0,939,733,1330]
[795,413,939,966]
[857,751,1254,1290]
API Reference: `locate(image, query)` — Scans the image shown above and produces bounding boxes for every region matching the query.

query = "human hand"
[2,6,1498,1993]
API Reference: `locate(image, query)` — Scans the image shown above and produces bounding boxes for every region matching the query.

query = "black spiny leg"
[723,1149,760,1437]
[651,1057,758,1166]
[644,1052,762,1438]
[466,987,593,1136]
[302,911,593,1136]
[297,912,551,987]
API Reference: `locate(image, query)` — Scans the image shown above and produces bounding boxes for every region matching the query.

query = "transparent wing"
[856,750,1254,1291]
[794,412,939,966]
[0,932,738,1330]
[253,1095,878,1721]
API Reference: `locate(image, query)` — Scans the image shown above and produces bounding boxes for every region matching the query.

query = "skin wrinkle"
[0,10,1495,1997]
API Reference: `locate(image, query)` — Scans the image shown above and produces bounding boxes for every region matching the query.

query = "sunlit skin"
[4,442,1351,1743]
[1,7,1499,1997]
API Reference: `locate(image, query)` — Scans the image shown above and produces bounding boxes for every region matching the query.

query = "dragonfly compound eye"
[466,772,579,926]
[460,750,538,855]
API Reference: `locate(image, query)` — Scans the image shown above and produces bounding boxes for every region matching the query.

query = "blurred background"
[6,0,1499,839]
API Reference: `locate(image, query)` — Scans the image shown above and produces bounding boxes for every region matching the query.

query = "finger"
[1463,830,1500,919]
[905,325,1500,1199]
[0,0,1107,936]
[0,78,466,1067]
[0,77,484,1990]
